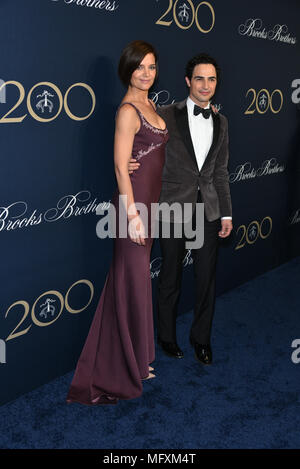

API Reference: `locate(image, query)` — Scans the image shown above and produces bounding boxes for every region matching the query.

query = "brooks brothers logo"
[235,216,272,250]
[150,90,175,106]
[155,0,215,33]
[2,280,94,343]
[150,249,193,279]
[238,18,297,45]
[36,90,55,114]
[245,88,283,115]
[51,0,119,12]
[291,79,300,104]
[0,81,96,123]
[291,339,300,364]
[229,158,285,183]
[0,191,109,233]
[290,209,300,225]
[150,90,221,111]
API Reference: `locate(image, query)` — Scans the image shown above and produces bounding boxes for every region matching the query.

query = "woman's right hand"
[128,214,146,246]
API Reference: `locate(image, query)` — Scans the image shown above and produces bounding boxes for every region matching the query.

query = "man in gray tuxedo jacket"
[130,53,233,365]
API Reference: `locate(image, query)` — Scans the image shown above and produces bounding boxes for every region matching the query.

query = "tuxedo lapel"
[201,110,220,172]
[174,102,198,169]
[174,101,221,173]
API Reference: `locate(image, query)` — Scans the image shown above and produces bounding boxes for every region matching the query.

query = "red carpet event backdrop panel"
[0,0,299,405]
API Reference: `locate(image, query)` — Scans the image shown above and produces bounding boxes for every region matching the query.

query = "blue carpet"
[0,257,299,449]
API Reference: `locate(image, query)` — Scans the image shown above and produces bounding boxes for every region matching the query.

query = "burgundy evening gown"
[66,103,168,405]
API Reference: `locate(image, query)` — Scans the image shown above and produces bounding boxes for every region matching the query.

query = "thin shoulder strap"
[148,98,156,111]
[117,102,143,122]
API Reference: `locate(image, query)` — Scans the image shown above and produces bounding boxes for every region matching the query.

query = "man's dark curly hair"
[185,53,220,82]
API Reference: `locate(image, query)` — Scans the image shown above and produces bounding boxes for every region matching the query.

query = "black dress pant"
[157,194,221,345]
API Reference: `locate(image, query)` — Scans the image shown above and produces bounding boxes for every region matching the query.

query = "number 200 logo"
[3,279,94,342]
[245,88,283,115]
[235,217,272,250]
[156,0,215,33]
[0,81,96,123]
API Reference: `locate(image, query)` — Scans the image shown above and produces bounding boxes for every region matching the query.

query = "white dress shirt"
[186,96,213,172]
[186,96,232,221]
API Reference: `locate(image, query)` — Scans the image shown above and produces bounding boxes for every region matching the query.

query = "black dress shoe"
[157,338,184,358]
[190,337,212,365]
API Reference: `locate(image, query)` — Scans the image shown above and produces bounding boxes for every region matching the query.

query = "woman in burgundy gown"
[66,41,168,405]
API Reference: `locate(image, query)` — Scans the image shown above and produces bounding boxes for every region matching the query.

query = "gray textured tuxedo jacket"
[157,99,232,223]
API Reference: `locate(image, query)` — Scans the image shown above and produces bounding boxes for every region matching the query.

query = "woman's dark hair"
[118,40,158,87]
[185,53,220,82]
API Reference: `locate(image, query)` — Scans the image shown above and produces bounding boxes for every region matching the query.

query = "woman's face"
[130,53,157,91]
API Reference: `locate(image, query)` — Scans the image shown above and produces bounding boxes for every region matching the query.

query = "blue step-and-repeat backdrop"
[0,0,299,405]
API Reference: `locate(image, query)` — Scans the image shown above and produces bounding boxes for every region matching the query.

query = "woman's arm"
[114,104,145,245]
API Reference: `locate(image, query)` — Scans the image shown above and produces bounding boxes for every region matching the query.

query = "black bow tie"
[193,105,212,119]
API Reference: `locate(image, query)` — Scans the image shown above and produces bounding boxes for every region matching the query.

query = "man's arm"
[213,116,233,238]
[128,158,140,174]
[213,117,232,216]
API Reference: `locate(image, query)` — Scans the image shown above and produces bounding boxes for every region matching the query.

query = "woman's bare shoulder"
[116,102,140,132]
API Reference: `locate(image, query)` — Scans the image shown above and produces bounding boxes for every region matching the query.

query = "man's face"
[185,63,217,107]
